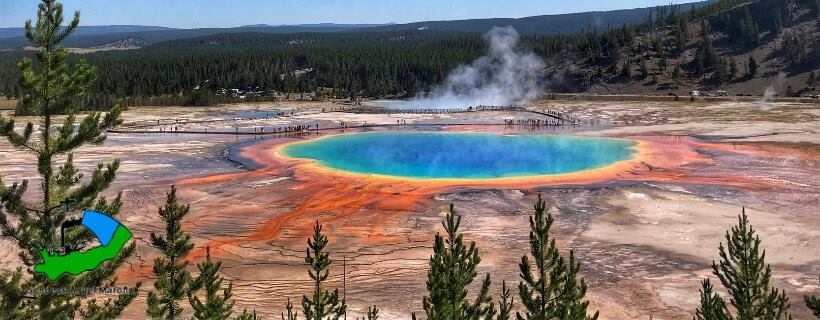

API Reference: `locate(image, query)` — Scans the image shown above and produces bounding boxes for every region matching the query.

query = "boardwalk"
[331,105,573,121]
[108,105,581,135]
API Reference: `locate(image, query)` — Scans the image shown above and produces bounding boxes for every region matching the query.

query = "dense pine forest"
[1,0,819,111]
[0,31,488,108]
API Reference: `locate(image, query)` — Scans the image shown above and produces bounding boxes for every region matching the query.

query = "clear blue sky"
[1,0,699,28]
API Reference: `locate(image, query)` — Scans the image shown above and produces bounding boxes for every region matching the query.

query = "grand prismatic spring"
[281,132,636,179]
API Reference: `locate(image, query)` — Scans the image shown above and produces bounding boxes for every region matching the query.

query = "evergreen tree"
[728,58,738,80]
[739,7,760,45]
[698,19,718,69]
[621,62,633,78]
[358,306,380,320]
[188,247,236,320]
[147,186,195,320]
[807,72,816,90]
[301,221,347,320]
[696,52,706,78]
[282,298,298,320]
[497,281,514,320]
[673,64,683,88]
[517,195,598,320]
[421,204,494,320]
[805,277,820,318]
[781,31,808,66]
[676,19,689,53]
[715,58,727,88]
[773,8,783,35]
[748,56,758,78]
[6,85,15,100]
[651,36,663,55]
[641,59,650,80]
[0,0,136,318]
[814,0,820,19]
[708,209,792,320]
[694,279,729,320]
[658,57,668,75]
[237,309,262,320]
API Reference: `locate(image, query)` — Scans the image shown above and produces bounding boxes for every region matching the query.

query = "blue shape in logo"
[80,210,120,246]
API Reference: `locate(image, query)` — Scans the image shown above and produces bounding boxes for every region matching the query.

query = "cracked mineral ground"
[1,100,818,319]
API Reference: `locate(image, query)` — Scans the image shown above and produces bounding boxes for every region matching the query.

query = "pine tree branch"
[709,209,791,320]
[65,160,119,208]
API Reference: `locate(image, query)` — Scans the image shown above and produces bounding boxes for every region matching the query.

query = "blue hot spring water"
[282,132,636,179]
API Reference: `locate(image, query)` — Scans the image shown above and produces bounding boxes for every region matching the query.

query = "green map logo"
[34,210,132,281]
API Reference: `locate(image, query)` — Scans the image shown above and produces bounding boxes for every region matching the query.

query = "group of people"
[148,106,587,134]
[542,109,564,118]
[469,105,523,112]
[250,123,319,133]
[504,118,572,127]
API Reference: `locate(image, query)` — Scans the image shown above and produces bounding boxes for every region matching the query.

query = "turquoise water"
[282,132,636,179]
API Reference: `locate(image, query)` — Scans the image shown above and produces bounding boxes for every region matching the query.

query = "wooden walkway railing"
[328,105,572,121]
[109,104,582,135]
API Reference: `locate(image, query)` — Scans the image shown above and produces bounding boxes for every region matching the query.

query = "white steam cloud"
[398,26,545,109]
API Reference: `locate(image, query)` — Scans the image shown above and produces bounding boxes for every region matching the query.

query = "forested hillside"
[0,30,488,108]
[1,0,819,110]
[560,0,820,96]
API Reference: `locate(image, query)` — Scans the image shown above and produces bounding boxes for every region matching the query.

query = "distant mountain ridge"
[0,1,713,49]
[0,23,393,49]
[0,25,175,39]
[351,1,714,35]
[0,23,391,40]
[239,23,391,29]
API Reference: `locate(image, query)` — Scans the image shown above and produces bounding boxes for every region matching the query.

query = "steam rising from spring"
[401,26,545,109]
